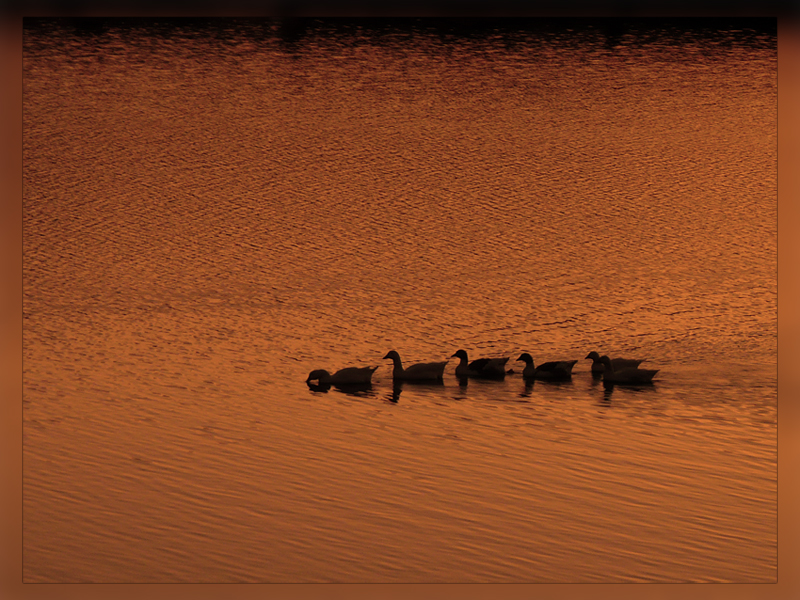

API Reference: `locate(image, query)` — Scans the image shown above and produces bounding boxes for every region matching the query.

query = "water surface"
[23,18,777,583]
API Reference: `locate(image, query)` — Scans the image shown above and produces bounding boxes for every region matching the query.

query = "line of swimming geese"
[306,349,660,390]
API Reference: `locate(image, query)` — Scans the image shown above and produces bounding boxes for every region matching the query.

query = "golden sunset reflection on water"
[22,18,776,583]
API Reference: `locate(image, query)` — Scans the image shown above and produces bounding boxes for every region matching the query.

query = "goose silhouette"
[516,353,577,381]
[585,351,643,375]
[306,366,378,386]
[599,355,658,384]
[451,349,509,379]
[383,350,447,381]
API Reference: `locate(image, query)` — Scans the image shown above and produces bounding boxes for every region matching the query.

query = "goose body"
[586,351,643,375]
[306,366,378,386]
[599,355,658,384]
[383,350,447,381]
[451,349,509,379]
[516,353,577,381]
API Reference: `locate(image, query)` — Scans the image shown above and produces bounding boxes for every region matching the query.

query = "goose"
[383,350,447,381]
[516,353,577,381]
[306,366,378,386]
[451,349,509,379]
[599,355,658,384]
[585,351,643,375]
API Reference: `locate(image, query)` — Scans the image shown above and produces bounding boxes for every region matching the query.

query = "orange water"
[23,18,776,582]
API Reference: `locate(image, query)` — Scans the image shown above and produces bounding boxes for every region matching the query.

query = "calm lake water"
[22,18,777,583]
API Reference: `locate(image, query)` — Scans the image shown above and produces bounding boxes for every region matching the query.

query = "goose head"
[383,350,401,362]
[586,351,601,361]
[451,349,469,361]
[516,353,534,365]
[599,355,614,371]
[306,369,330,383]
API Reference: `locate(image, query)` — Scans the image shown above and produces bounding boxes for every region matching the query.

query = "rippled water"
[22,18,777,583]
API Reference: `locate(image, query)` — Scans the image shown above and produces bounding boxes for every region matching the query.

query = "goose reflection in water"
[602,379,658,391]
[388,382,402,403]
[601,380,660,402]
[519,377,575,399]
[388,379,445,403]
[335,382,376,397]
[601,385,615,403]
[306,380,376,397]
